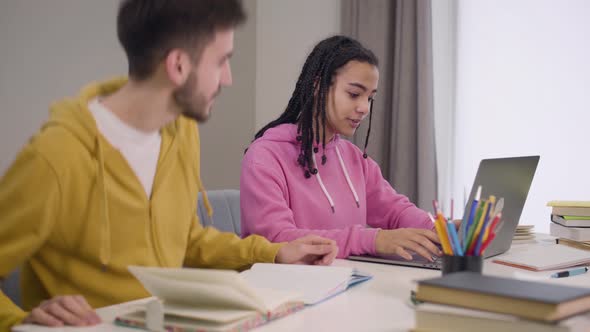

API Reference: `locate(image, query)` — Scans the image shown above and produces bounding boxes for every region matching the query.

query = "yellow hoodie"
[0,78,283,330]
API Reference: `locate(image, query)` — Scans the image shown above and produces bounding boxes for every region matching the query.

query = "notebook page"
[241,263,354,305]
[129,266,267,312]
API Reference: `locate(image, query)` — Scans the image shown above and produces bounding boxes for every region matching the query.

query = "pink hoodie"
[240,124,433,258]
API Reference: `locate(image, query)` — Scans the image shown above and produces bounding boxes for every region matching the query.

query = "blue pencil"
[447,220,463,256]
[461,186,482,245]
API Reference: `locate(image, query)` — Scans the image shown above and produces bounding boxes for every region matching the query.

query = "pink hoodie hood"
[240,123,433,257]
[251,123,361,213]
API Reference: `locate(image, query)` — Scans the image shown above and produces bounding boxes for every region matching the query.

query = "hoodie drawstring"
[311,152,335,213]
[178,146,213,222]
[335,146,360,208]
[96,138,111,271]
[311,146,360,213]
[197,177,213,219]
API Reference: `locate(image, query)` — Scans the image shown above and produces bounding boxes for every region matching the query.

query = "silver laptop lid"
[460,156,540,258]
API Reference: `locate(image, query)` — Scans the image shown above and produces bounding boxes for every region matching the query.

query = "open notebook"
[241,263,371,305]
[114,264,371,331]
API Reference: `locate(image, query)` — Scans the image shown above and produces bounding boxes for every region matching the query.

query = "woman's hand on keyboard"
[375,228,442,262]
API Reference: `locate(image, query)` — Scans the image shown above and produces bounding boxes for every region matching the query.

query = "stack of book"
[413,272,590,331]
[548,201,590,250]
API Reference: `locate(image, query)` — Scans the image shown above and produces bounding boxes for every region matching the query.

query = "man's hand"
[22,295,101,327]
[275,235,338,265]
[375,228,442,262]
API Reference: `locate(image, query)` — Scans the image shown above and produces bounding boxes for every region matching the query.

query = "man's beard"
[173,71,219,123]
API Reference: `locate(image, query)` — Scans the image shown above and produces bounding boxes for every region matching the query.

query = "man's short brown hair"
[117,0,245,80]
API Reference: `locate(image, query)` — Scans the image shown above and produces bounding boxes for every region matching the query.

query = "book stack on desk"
[412,272,590,331]
[548,201,590,248]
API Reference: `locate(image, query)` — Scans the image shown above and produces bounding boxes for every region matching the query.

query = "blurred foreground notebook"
[114,264,371,331]
[415,271,590,322]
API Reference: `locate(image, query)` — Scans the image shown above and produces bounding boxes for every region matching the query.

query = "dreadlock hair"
[253,35,378,179]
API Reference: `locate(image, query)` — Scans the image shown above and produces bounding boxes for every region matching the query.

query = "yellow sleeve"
[180,119,284,270]
[183,213,284,270]
[0,145,60,330]
[0,292,27,331]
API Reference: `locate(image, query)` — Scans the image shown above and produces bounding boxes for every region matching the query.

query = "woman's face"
[324,60,379,139]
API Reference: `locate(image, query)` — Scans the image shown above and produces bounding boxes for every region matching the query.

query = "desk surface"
[14,235,590,332]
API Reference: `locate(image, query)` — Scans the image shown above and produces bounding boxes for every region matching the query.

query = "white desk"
[13,235,590,332]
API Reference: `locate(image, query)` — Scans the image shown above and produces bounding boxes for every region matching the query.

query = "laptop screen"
[460,156,540,258]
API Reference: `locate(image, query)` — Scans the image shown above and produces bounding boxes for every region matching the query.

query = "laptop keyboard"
[411,253,442,268]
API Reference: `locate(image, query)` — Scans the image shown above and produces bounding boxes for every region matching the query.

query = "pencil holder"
[441,255,483,275]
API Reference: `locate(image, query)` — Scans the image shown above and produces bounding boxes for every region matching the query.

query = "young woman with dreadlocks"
[240,36,442,262]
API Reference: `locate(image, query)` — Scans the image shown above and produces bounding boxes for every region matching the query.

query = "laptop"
[348,155,540,270]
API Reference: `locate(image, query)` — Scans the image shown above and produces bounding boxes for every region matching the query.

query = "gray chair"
[198,189,241,235]
[1,268,21,307]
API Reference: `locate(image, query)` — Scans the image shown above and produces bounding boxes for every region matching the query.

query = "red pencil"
[486,212,503,238]
[480,232,497,255]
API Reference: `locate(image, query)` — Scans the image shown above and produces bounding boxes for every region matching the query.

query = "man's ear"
[164,49,192,87]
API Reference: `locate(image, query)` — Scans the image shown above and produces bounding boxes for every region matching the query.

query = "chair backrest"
[1,268,21,307]
[197,189,241,235]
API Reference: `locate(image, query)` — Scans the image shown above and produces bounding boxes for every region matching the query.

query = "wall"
[255,0,341,132]
[453,0,590,232]
[199,0,257,189]
[0,0,125,174]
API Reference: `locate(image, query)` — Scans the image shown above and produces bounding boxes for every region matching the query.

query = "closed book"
[547,201,590,217]
[557,238,590,251]
[551,222,590,242]
[552,215,590,228]
[414,303,590,332]
[415,271,590,322]
[548,201,590,208]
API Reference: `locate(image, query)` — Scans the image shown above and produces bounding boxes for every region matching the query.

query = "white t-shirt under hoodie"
[88,98,161,198]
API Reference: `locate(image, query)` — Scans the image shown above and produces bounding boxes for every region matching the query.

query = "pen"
[479,231,496,255]
[465,199,485,254]
[550,267,589,279]
[429,213,453,255]
[474,199,494,256]
[432,201,454,255]
[461,186,482,247]
[447,219,463,256]
[450,198,454,220]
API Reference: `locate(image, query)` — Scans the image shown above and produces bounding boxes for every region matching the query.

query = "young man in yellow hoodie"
[0,0,338,329]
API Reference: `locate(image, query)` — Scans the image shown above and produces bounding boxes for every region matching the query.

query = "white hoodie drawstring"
[335,146,360,208]
[311,145,361,213]
[312,152,335,213]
